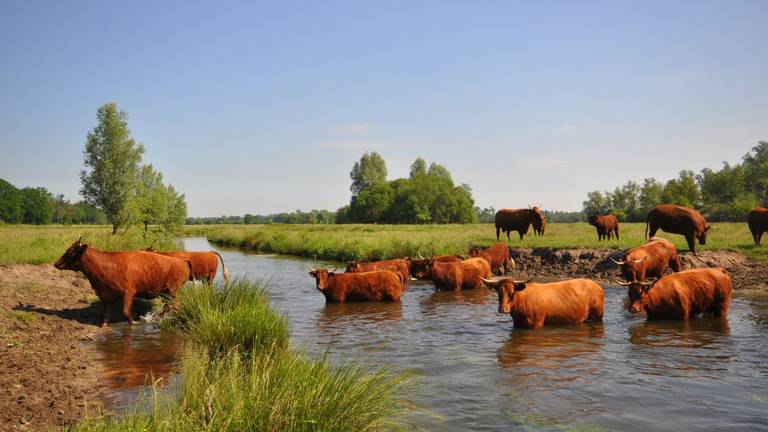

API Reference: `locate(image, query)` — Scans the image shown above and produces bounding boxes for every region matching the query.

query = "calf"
[588,215,619,241]
[428,257,491,291]
[308,268,403,302]
[467,242,514,275]
[54,238,191,327]
[482,277,604,329]
[346,258,410,287]
[617,268,732,319]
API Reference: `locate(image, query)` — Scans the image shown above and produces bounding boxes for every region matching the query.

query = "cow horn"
[329,268,338,274]
[149,239,157,249]
[613,279,632,286]
[480,277,498,284]
[610,258,625,265]
[77,235,82,243]
[307,266,316,272]
[418,252,425,259]
[633,256,648,264]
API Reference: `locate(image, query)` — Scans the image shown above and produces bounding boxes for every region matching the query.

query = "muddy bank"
[0,264,103,431]
[509,247,768,290]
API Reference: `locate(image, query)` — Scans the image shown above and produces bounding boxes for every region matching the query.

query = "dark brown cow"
[54,239,192,327]
[533,214,547,236]
[428,257,491,291]
[145,247,230,282]
[646,204,713,254]
[495,207,545,241]
[616,268,732,319]
[588,214,619,241]
[308,268,403,302]
[611,237,682,310]
[346,258,410,286]
[482,277,604,329]
[748,207,768,246]
[467,242,514,275]
[407,255,463,280]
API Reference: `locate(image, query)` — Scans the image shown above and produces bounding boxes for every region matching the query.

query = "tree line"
[0,178,106,225]
[582,141,768,222]
[187,209,337,225]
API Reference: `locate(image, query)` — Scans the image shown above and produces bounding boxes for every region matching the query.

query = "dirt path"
[0,264,103,431]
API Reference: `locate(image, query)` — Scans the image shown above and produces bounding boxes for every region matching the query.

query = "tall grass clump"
[73,278,408,432]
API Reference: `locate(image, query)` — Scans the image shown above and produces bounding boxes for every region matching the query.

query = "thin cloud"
[329,122,373,133]
[316,140,392,150]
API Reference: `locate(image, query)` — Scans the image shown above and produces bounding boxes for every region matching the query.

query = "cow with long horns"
[308,267,404,302]
[611,237,682,284]
[345,258,411,287]
[407,254,463,280]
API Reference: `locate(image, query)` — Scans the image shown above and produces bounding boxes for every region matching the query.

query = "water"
[95,237,768,431]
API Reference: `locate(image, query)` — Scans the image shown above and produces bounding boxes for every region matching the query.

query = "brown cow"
[54,238,191,327]
[407,255,462,280]
[467,242,514,275]
[646,204,713,254]
[495,207,545,241]
[482,277,604,329]
[748,207,768,246]
[588,214,619,241]
[611,238,682,310]
[145,247,230,282]
[428,257,491,291]
[533,214,547,236]
[308,268,403,302]
[346,258,410,287]
[616,268,732,319]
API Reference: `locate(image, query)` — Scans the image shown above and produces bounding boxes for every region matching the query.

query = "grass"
[8,310,36,325]
[186,222,768,261]
[0,225,178,265]
[71,279,407,432]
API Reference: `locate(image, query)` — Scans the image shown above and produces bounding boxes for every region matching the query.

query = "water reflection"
[316,301,404,333]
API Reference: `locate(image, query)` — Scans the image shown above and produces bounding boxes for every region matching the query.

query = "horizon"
[2,1,767,217]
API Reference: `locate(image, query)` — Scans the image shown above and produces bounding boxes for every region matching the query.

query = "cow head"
[615,278,656,313]
[345,261,360,273]
[587,215,599,226]
[698,225,714,244]
[467,246,483,257]
[482,277,532,314]
[610,255,647,282]
[308,267,338,292]
[407,258,433,279]
[54,237,88,271]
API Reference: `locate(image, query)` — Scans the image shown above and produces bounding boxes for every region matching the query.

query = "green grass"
[71,279,407,432]
[0,225,178,265]
[8,310,36,325]
[187,222,767,261]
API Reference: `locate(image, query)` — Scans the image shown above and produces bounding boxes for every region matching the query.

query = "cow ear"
[78,244,88,256]
[308,271,316,277]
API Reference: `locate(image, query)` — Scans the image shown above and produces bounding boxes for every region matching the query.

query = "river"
[93,237,768,431]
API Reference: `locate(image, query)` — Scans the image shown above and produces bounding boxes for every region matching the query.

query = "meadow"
[186,222,766,261]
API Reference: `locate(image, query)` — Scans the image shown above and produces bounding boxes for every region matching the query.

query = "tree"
[409,157,427,179]
[80,103,145,234]
[742,141,768,206]
[20,187,53,224]
[639,178,664,213]
[350,152,387,196]
[661,170,701,208]
[161,184,187,232]
[582,191,612,216]
[349,183,393,223]
[136,164,167,231]
[0,178,23,223]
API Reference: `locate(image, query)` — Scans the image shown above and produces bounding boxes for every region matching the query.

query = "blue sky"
[1,1,767,216]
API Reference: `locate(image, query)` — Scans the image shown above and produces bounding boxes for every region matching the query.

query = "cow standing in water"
[611,237,682,311]
[54,238,192,327]
[588,215,619,241]
[748,207,768,245]
[495,206,545,241]
[468,243,514,275]
[407,255,463,280]
[308,268,403,302]
[144,245,230,282]
[428,257,491,291]
[346,258,411,287]
[645,204,712,255]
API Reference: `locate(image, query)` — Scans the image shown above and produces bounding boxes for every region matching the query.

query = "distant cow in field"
[54,238,192,327]
[144,246,229,282]
[495,206,545,241]
[588,215,619,241]
[429,257,491,291]
[467,242,514,275]
[616,268,732,319]
[308,268,403,302]
[645,204,713,254]
[482,277,604,329]
[407,255,463,280]
[346,258,411,287]
[533,214,547,236]
[748,207,768,246]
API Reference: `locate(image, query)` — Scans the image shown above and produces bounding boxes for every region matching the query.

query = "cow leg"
[758,229,764,246]
[518,232,523,240]
[506,231,511,241]
[671,256,682,272]
[101,302,113,328]
[686,234,697,255]
[496,227,501,242]
[122,292,139,325]
[615,228,620,241]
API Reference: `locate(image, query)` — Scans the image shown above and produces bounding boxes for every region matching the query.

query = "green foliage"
[661,170,701,208]
[582,191,612,217]
[80,103,145,234]
[742,141,768,206]
[189,209,338,225]
[350,152,388,196]
[20,187,53,225]
[0,178,23,223]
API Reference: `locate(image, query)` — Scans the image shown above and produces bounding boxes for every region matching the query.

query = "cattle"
[428,257,491,291]
[346,258,410,287]
[533,214,547,236]
[467,242,515,275]
[615,268,732,319]
[54,238,192,327]
[144,246,230,282]
[611,237,682,283]
[482,277,604,329]
[748,207,768,246]
[645,204,713,254]
[495,206,545,241]
[308,267,403,302]
[588,214,619,241]
[407,255,463,280]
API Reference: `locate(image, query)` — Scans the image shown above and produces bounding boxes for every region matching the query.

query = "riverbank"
[0,264,103,431]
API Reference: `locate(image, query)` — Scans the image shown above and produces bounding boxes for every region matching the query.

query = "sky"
[1,1,767,217]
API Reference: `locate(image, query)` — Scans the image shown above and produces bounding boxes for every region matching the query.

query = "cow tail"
[645,211,650,241]
[186,260,196,285]
[214,251,230,281]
